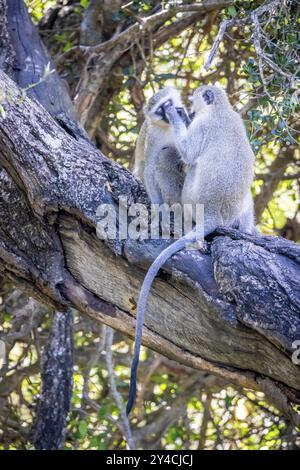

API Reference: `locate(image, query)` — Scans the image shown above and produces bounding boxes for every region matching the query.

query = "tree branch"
[202,0,282,72]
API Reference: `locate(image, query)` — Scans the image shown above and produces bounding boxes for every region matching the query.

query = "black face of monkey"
[155,99,172,123]
[156,99,191,126]
[203,89,214,105]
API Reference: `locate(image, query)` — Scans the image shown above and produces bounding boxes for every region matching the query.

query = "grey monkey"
[173,85,256,234]
[126,85,256,415]
[133,87,190,205]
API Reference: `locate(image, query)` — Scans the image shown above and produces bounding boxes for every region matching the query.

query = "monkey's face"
[150,100,191,128]
[154,98,173,125]
[191,85,229,114]
[155,100,191,125]
[146,88,190,127]
[191,86,215,113]
[145,101,170,127]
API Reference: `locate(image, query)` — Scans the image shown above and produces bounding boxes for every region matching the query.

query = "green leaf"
[227,6,237,17]
[98,406,107,419]
[80,0,89,8]
[78,420,88,438]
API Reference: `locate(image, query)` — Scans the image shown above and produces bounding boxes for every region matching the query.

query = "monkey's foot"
[186,239,210,253]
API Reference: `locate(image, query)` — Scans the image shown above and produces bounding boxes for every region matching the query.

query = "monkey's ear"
[203,90,214,105]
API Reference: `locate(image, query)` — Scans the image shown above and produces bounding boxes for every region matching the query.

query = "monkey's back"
[182,110,254,224]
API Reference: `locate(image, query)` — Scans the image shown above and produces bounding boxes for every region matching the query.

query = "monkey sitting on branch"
[127,85,256,416]
[133,87,191,206]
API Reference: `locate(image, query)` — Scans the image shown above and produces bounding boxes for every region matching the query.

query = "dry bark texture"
[31,309,73,450]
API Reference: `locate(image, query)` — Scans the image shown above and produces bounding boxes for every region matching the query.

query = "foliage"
[25,0,57,22]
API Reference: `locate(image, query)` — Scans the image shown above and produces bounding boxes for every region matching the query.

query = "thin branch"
[105,327,136,450]
[203,18,235,71]
[251,5,293,91]
[203,0,283,73]
[197,392,212,450]
[82,324,106,401]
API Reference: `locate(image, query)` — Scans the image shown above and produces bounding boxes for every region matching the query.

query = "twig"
[251,5,293,93]
[197,392,212,449]
[203,0,284,74]
[82,324,106,401]
[203,18,235,71]
[105,327,136,450]
[251,10,272,98]
[136,356,162,421]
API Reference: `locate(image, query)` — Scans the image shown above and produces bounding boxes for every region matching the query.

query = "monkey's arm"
[164,106,189,162]
[144,160,164,204]
[165,105,203,165]
[144,178,164,205]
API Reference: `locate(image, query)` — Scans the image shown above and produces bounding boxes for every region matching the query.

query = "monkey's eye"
[155,105,164,117]
[155,105,169,123]
[203,90,214,105]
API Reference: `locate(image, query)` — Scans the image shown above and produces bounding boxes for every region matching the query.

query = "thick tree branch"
[31,309,73,450]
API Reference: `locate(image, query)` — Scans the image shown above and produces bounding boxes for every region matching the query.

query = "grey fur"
[167,84,256,234]
[133,87,189,205]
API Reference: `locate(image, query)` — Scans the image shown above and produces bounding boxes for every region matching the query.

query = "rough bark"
[0,0,79,449]
[31,309,73,450]
[4,0,75,120]
[0,0,299,427]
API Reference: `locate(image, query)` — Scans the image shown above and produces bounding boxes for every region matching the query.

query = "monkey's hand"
[162,102,188,161]
[162,100,178,123]
[161,101,190,127]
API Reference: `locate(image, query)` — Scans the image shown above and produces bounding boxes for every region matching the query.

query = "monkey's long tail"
[126,230,198,416]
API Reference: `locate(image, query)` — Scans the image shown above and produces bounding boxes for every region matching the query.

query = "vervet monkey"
[126,85,256,416]
[133,87,190,205]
